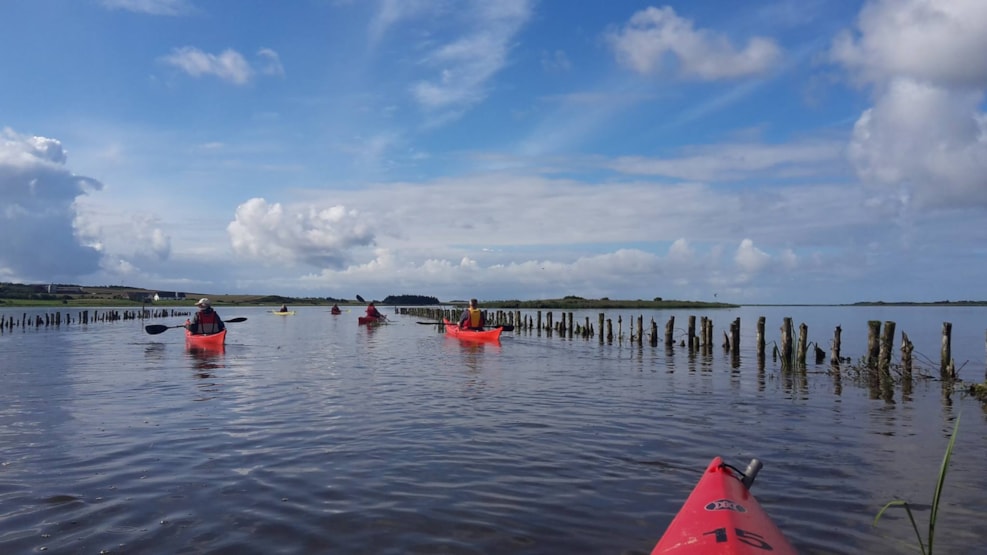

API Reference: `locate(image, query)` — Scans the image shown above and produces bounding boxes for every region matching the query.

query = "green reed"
[873,413,960,555]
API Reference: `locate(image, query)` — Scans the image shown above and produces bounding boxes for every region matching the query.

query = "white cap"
[196,298,211,308]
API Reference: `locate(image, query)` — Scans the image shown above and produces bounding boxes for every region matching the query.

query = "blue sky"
[2,0,986,304]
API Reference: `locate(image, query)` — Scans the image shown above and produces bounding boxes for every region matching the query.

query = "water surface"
[1,305,985,554]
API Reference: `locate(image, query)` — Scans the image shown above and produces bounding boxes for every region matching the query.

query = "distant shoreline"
[2,282,985,308]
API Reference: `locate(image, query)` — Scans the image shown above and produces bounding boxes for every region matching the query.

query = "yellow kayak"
[272,310,296,316]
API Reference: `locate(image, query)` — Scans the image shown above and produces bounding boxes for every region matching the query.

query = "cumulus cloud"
[160,47,285,85]
[607,6,782,80]
[227,198,376,268]
[734,238,771,275]
[832,0,987,210]
[0,128,104,281]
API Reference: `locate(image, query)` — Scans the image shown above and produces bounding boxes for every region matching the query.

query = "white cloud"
[830,0,987,88]
[609,141,844,181]
[409,0,532,120]
[734,239,771,275]
[257,48,285,78]
[100,0,193,16]
[227,198,376,268]
[832,0,987,210]
[607,6,782,80]
[0,128,104,281]
[160,47,254,85]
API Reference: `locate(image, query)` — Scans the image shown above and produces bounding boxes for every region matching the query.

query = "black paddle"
[144,317,248,335]
[416,321,514,332]
[356,294,366,303]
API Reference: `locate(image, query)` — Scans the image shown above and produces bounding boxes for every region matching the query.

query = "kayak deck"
[443,318,502,341]
[185,327,227,350]
[652,457,796,554]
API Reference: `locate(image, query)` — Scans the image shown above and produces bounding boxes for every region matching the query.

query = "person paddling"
[458,298,485,330]
[187,298,225,335]
[366,302,383,320]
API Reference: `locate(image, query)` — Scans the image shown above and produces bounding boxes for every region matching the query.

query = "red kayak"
[652,457,796,555]
[443,318,502,342]
[358,315,385,325]
[185,327,227,350]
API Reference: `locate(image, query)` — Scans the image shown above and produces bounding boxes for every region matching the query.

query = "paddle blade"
[224,317,248,323]
[145,324,172,335]
[356,294,366,303]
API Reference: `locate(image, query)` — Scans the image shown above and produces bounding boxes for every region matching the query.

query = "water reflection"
[186,345,225,374]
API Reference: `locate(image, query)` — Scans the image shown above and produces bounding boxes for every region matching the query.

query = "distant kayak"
[331,307,342,315]
[651,457,796,554]
[272,310,296,316]
[442,318,502,342]
[185,327,227,350]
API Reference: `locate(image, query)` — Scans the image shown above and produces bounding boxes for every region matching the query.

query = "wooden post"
[830,325,842,366]
[867,320,881,368]
[901,331,913,381]
[606,319,613,344]
[730,317,740,353]
[941,322,953,378]
[568,312,574,338]
[637,315,643,346]
[692,314,696,353]
[878,321,896,372]
[665,316,675,348]
[797,323,808,368]
[598,313,604,343]
[756,317,765,359]
[781,317,793,370]
[650,319,658,347]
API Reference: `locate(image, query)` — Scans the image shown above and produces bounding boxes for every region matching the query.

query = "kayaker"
[459,298,485,330]
[278,303,289,313]
[366,302,383,320]
[188,298,225,335]
[331,304,341,314]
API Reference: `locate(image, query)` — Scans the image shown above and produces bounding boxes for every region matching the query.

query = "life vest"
[195,309,223,334]
[467,307,483,328]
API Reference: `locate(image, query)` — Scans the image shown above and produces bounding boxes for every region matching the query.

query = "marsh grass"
[873,413,960,555]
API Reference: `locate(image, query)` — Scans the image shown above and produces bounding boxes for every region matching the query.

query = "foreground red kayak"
[358,315,386,325]
[443,318,502,342]
[185,327,227,350]
[652,457,796,555]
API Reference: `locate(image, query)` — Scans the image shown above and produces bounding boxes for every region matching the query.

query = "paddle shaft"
[144,317,247,335]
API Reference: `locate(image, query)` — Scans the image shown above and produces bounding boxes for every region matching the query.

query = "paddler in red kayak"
[458,298,486,330]
[365,302,384,321]
[187,298,225,335]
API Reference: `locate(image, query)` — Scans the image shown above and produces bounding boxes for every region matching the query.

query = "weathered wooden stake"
[867,320,881,368]
[830,325,842,366]
[878,321,896,373]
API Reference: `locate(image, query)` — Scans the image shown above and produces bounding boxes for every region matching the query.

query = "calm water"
[1,305,986,554]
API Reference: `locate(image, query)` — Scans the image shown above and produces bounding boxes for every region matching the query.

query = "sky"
[2,0,986,304]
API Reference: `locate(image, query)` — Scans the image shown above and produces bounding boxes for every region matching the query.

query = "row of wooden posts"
[0,308,189,332]
[2,306,972,381]
[402,307,967,380]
